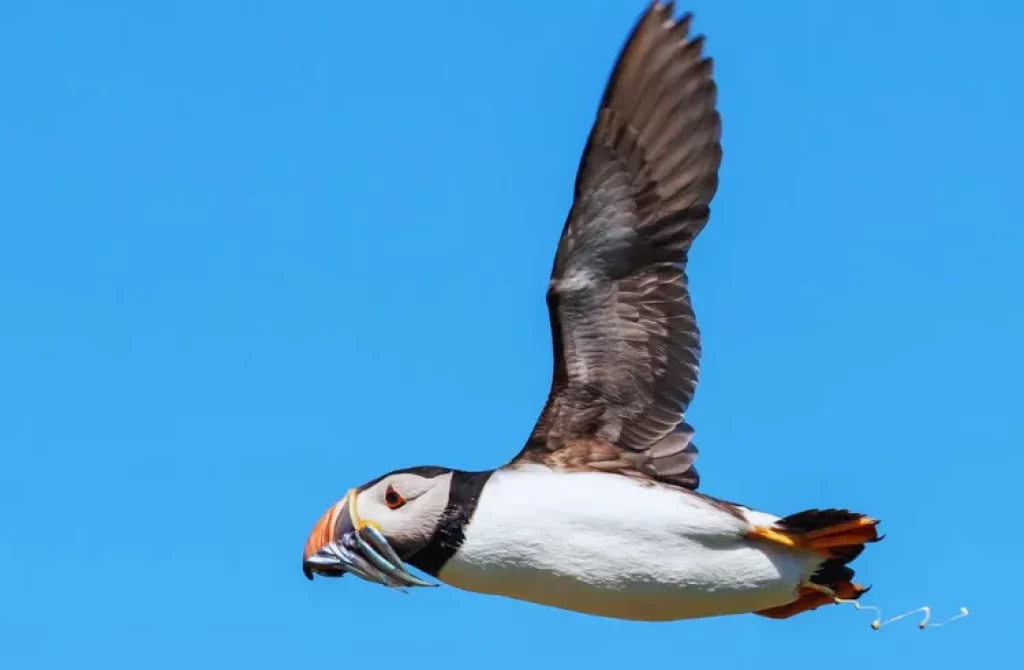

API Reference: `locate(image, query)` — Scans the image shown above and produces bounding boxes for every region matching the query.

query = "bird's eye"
[384,485,406,510]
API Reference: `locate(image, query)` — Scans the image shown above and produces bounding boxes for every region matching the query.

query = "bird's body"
[301,1,883,625]
[438,466,820,622]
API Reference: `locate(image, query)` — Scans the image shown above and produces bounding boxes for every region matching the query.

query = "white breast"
[438,466,822,622]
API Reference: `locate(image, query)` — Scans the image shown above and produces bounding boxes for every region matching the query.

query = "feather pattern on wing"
[511,2,721,490]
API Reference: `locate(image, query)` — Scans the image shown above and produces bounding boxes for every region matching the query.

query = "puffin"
[302,0,882,623]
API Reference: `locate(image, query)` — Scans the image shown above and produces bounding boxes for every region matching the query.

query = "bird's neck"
[404,468,493,576]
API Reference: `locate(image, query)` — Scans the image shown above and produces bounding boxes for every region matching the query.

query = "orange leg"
[747,517,880,558]
[756,582,868,620]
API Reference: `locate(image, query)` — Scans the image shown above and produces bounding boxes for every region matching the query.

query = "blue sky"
[2,0,1021,667]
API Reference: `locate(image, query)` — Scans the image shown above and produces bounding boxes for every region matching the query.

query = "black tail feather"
[778,508,882,592]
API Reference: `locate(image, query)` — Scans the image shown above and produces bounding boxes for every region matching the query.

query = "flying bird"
[302,1,882,623]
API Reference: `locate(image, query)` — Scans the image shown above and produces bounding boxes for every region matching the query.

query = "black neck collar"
[404,469,493,577]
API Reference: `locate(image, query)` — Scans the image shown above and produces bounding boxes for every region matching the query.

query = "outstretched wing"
[511,2,721,490]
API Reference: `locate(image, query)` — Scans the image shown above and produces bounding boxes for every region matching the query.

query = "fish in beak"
[302,489,435,588]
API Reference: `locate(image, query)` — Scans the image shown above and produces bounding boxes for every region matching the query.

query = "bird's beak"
[301,489,436,588]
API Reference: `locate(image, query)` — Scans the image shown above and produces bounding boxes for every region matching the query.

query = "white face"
[353,470,453,557]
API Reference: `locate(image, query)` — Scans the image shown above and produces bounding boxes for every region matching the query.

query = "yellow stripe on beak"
[346,488,382,532]
[304,488,383,566]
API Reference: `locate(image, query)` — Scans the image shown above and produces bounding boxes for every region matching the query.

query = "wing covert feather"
[511,2,721,491]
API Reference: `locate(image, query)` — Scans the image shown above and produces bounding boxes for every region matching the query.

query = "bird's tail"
[747,508,882,619]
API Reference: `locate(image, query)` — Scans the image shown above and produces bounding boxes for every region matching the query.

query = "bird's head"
[301,466,453,587]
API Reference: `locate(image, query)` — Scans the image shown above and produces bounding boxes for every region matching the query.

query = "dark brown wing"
[510,2,721,490]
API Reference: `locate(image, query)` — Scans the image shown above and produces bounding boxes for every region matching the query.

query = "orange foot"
[755,582,868,620]
[747,515,880,558]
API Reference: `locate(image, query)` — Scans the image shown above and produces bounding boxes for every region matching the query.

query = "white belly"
[438,467,822,622]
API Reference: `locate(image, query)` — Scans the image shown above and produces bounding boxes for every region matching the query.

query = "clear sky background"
[2,1,1021,667]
